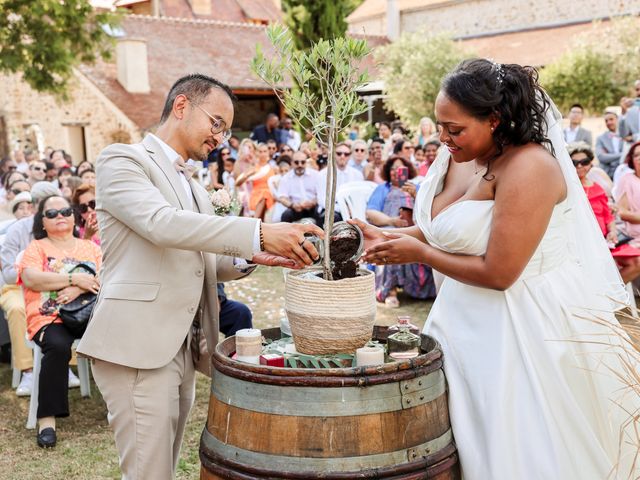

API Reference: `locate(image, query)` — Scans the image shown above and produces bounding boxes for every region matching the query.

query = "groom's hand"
[261,222,324,268]
[251,252,298,269]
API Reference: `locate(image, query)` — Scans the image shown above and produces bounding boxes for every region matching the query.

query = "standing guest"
[596,111,624,179]
[315,142,363,225]
[563,103,593,147]
[378,121,392,157]
[19,195,101,448]
[236,143,275,221]
[77,74,322,480]
[281,117,301,151]
[278,151,318,223]
[75,160,94,177]
[250,113,282,145]
[348,139,368,173]
[614,142,640,247]
[234,139,257,214]
[364,139,385,183]
[570,143,640,283]
[1,183,63,398]
[72,184,99,245]
[27,160,47,186]
[414,116,437,146]
[620,93,640,143]
[79,169,96,187]
[366,155,436,307]
[221,156,236,194]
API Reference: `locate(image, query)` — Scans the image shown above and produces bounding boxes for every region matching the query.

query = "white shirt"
[277,168,319,204]
[283,129,301,151]
[316,165,364,211]
[149,134,261,254]
[564,126,579,144]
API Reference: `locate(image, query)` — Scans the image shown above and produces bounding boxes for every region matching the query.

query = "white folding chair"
[335,181,378,222]
[11,358,21,389]
[626,282,639,319]
[25,337,91,429]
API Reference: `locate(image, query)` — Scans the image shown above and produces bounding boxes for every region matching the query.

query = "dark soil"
[330,233,360,280]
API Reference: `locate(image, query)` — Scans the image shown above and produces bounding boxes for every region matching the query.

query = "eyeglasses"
[31,166,45,172]
[11,188,27,196]
[293,160,306,166]
[402,145,415,150]
[190,101,232,142]
[354,148,366,153]
[336,152,351,157]
[7,166,17,171]
[78,200,96,214]
[44,207,74,219]
[572,159,591,167]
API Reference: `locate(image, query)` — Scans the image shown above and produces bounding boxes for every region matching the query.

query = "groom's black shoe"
[37,428,56,448]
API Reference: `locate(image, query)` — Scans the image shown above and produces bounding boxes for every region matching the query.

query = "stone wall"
[350,0,639,38]
[0,71,141,163]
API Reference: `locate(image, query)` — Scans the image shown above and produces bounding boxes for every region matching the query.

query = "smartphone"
[396,166,409,187]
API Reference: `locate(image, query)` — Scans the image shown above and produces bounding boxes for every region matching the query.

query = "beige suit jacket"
[77,134,259,369]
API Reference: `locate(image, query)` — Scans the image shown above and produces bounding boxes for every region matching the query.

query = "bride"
[354,59,639,479]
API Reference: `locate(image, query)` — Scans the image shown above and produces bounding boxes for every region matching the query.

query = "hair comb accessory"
[490,59,506,85]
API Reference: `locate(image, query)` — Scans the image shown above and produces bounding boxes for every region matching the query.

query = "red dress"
[584,182,640,258]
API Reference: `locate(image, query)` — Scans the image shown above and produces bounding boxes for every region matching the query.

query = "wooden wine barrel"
[200,327,460,479]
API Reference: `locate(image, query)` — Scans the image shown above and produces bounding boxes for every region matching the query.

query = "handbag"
[615,232,633,248]
[59,263,98,338]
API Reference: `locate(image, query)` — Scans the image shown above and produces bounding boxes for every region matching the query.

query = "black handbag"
[59,263,98,338]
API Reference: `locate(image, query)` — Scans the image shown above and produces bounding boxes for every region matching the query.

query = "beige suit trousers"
[91,341,196,480]
[0,285,32,371]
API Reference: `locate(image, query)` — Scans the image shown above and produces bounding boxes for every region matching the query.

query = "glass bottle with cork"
[387,316,420,360]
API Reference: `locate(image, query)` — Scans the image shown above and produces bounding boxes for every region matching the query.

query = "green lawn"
[0,267,432,479]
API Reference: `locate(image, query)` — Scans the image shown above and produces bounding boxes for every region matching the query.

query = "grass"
[0,267,432,480]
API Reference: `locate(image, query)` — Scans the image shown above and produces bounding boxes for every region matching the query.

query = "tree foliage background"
[376,32,469,128]
[540,17,640,113]
[0,0,120,97]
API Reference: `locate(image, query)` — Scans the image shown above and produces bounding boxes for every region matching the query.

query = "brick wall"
[0,71,141,163]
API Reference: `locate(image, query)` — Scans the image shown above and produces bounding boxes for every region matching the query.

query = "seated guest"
[348,140,368,173]
[419,140,441,177]
[367,155,436,307]
[27,160,47,186]
[10,191,34,220]
[570,143,640,283]
[268,156,291,222]
[364,139,385,183]
[563,103,593,147]
[596,111,624,179]
[413,145,425,168]
[615,142,640,248]
[79,169,96,187]
[74,160,93,177]
[392,139,414,163]
[277,151,318,223]
[266,139,278,165]
[18,194,102,447]
[72,184,99,245]
[315,142,363,225]
[208,147,231,191]
[217,284,252,337]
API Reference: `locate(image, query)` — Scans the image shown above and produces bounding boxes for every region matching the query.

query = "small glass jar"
[302,221,364,266]
[387,322,420,360]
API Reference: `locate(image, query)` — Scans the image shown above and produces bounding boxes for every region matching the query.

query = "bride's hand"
[348,219,385,251]
[362,231,428,265]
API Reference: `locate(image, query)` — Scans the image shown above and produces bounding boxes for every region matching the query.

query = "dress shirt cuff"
[233,257,257,274]
[252,220,262,255]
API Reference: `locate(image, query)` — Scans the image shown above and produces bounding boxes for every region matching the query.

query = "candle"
[235,328,262,364]
[260,354,285,367]
[356,346,385,367]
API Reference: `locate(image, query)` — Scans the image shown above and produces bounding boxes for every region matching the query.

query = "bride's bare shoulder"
[499,143,566,197]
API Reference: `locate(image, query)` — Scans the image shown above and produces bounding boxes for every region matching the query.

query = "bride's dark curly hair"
[441,58,552,178]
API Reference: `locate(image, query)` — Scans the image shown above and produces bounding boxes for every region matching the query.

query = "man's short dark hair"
[160,74,237,124]
[267,113,279,120]
[570,103,584,112]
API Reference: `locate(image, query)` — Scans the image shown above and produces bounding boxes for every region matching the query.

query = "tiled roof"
[79,15,388,131]
[114,0,281,22]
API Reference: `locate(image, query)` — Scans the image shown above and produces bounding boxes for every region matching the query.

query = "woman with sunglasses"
[18,195,101,448]
[570,143,640,283]
[72,184,99,245]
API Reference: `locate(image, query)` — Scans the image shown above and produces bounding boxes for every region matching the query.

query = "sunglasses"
[44,207,74,219]
[7,166,17,171]
[336,152,351,157]
[11,188,27,196]
[354,148,366,153]
[78,200,96,214]
[31,166,45,172]
[293,160,306,166]
[572,159,591,167]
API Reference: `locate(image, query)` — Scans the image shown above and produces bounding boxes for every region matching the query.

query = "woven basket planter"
[285,268,376,355]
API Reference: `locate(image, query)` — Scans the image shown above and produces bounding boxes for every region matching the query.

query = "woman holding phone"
[365,155,436,307]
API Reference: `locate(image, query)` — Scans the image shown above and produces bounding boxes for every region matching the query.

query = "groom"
[77,74,322,480]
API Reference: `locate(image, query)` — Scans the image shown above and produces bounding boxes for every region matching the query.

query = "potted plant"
[252,25,376,355]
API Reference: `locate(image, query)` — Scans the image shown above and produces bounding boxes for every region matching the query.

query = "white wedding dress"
[415,151,640,478]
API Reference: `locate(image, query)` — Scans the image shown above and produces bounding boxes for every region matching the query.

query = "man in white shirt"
[277,151,319,223]
[348,139,368,173]
[315,142,364,224]
[563,103,593,146]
